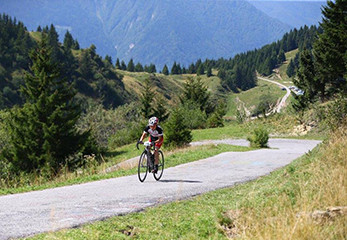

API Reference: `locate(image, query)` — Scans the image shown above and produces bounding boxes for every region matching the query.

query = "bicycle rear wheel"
[138,152,148,182]
[153,150,164,181]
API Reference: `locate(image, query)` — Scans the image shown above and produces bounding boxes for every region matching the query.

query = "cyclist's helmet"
[148,116,159,126]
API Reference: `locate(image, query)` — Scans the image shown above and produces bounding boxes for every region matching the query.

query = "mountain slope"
[249,1,325,28]
[0,0,291,69]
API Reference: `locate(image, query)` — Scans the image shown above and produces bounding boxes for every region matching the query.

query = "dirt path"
[0,139,321,239]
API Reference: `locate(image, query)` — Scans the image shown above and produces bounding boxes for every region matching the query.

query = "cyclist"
[138,116,164,173]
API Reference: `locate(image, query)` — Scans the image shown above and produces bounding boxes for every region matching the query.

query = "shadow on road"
[159,179,202,183]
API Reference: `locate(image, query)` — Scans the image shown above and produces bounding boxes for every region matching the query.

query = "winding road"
[258,76,291,113]
[0,138,320,239]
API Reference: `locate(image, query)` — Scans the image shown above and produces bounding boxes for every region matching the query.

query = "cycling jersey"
[144,125,163,142]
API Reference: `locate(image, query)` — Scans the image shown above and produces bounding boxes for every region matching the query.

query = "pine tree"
[140,77,154,118]
[188,63,196,74]
[121,60,127,70]
[295,49,317,106]
[171,62,178,75]
[164,107,192,148]
[148,63,156,73]
[312,0,347,100]
[153,96,169,122]
[3,37,93,173]
[206,67,212,77]
[286,59,296,77]
[162,64,169,75]
[180,77,210,112]
[79,50,94,82]
[277,49,286,64]
[115,58,121,69]
[197,64,204,75]
[127,59,135,72]
[135,62,144,72]
[104,55,113,66]
[63,31,74,49]
[72,39,80,50]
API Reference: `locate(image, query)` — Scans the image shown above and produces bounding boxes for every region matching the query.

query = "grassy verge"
[30,126,346,240]
[0,144,252,196]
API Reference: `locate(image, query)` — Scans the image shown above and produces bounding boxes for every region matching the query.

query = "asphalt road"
[258,76,291,113]
[0,139,321,239]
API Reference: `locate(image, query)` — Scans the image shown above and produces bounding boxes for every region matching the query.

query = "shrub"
[247,127,269,148]
[164,107,192,148]
[108,121,146,148]
[207,100,226,128]
[180,100,207,129]
[77,102,145,149]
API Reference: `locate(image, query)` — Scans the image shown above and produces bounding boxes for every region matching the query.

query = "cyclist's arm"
[155,135,163,143]
[139,132,147,142]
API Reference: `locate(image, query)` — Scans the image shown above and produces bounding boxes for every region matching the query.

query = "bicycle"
[136,141,164,182]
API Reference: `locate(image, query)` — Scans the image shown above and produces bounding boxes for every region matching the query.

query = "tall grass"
[231,124,347,239]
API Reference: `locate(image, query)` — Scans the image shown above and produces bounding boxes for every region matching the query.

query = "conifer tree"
[3,37,93,173]
[295,49,317,106]
[104,55,113,65]
[162,64,169,75]
[180,77,210,112]
[135,62,144,72]
[197,64,204,75]
[115,58,121,69]
[148,63,156,73]
[72,39,80,50]
[312,0,347,100]
[164,107,192,148]
[171,62,178,75]
[277,49,286,64]
[206,67,212,77]
[63,30,74,49]
[153,96,169,122]
[127,59,135,72]
[188,63,196,74]
[286,59,296,77]
[121,60,127,70]
[140,77,154,118]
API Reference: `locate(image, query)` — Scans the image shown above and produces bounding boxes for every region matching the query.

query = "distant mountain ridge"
[0,0,323,68]
[249,1,325,28]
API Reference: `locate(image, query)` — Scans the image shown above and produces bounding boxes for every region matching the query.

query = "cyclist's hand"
[136,140,143,150]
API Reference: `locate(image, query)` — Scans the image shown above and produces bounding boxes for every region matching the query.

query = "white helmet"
[148,116,159,126]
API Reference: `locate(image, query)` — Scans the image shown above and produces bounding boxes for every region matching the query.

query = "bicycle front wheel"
[138,151,148,182]
[153,150,164,181]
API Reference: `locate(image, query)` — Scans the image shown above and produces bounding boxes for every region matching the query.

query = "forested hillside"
[0,0,292,69]
[0,12,323,110]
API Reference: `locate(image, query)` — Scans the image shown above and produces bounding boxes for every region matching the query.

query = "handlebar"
[136,141,155,150]
[136,141,142,150]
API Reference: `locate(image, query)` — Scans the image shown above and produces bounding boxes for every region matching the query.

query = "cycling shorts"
[149,136,163,149]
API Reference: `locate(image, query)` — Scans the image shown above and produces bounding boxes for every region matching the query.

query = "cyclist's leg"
[154,137,163,165]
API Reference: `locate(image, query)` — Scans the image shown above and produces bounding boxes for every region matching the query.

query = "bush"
[207,100,226,128]
[77,102,145,149]
[108,121,145,148]
[247,127,269,148]
[164,107,192,148]
[180,101,207,129]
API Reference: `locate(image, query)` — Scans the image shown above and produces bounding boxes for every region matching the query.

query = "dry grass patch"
[221,125,346,239]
